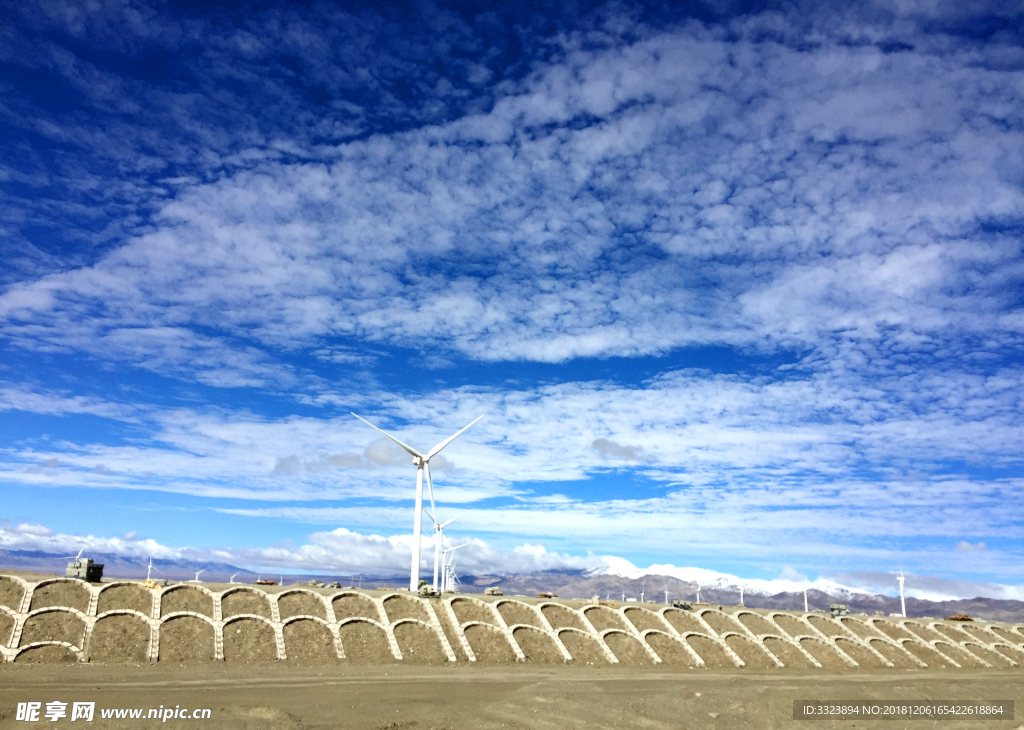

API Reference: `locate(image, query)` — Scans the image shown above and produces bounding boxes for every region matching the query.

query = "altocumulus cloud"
[2,2,1023,376]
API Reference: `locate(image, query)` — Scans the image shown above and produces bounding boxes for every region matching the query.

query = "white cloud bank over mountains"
[3,524,1022,603]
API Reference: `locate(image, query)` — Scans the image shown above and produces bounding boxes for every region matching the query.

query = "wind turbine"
[441,543,468,592]
[695,583,702,603]
[803,581,809,613]
[193,569,205,583]
[229,572,240,584]
[352,412,483,591]
[897,568,907,618]
[446,554,463,593]
[424,509,461,593]
[146,558,163,581]
[739,584,744,607]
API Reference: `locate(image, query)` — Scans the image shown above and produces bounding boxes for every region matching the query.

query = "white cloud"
[777,566,808,583]
[956,541,987,552]
[1,8,1021,377]
[0,383,139,421]
[592,438,652,462]
[1,366,1022,574]
[0,523,600,577]
[11,523,53,537]
[4,523,1020,601]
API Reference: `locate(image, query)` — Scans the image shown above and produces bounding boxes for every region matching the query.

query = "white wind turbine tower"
[451,552,466,592]
[695,583,702,603]
[450,556,462,593]
[803,580,809,612]
[897,568,907,618]
[193,569,205,583]
[229,572,240,584]
[352,412,483,591]
[441,543,468,593]
[145,558,163,581]
[423,509,461,593]
[447,552,465,593]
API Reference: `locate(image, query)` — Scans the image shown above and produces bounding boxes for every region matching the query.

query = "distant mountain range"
[0,549,414,588]
[0,549,251,582]
[465,570,1024,623]
[3,549,1022,622]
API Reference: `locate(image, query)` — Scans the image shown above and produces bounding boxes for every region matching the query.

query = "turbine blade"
[426,416,483,459]
[351,413,424,458]
[425,462,437,521]
[421,506,438,526]
[441,514,461,529]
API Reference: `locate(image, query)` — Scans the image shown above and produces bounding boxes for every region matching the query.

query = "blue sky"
[1,0,1023,599]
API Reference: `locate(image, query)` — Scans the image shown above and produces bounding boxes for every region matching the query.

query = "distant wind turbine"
[229,572,240,584]
[424,508,461,593]
[352,412,483,591]
[146,558,163,581]
[897,568,907,618]
[192,569,205,583]
[695,583,702,603]
[803,580,809,612]
[739,584,744,606]
[447,555,462,593]
[441,543,468,593]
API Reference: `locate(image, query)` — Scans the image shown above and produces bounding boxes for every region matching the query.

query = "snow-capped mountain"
[595,557,872,599]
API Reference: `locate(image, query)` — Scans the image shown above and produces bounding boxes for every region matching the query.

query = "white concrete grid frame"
[1,576,1023,668]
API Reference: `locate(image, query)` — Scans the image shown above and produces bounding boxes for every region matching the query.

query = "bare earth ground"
[1,663,1022,730]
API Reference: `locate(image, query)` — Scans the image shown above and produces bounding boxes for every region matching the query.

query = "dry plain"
[2,571,1023,729]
